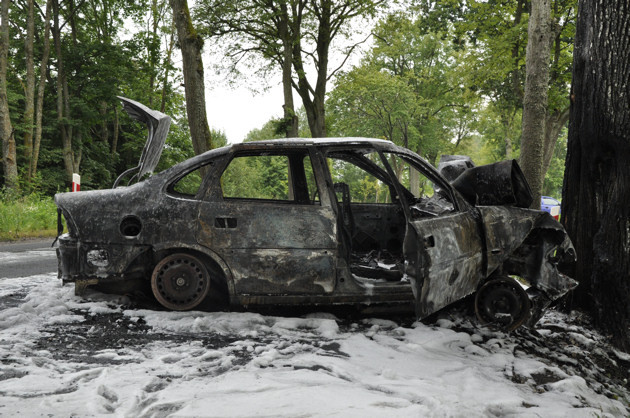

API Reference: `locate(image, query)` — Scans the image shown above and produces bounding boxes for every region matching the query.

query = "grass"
[0,193,58,241]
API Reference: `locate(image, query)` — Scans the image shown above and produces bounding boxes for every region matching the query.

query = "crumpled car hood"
[480,205,577,298]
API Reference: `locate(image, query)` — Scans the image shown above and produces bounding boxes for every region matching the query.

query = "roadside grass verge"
[0,194,57,241]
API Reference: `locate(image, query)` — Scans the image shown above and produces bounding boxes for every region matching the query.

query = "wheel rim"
[475,277,531,331]
[151,253,210,311]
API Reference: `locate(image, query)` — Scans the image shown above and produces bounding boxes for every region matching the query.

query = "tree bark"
[292,0,330,138]
[542,106,570,177]
[31,0,53,179]
[160,22,175,113]
[0,0,17,190]
[148,0,159,107]
[170,0,212,154]
[278,1,298,137]
[52,0,75,184]
[563,0,630,351]
[112,100,119,154]
[23,0,36,182]
[520,0,552,208]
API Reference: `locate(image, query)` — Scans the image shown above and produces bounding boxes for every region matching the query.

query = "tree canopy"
[0,0,576,198]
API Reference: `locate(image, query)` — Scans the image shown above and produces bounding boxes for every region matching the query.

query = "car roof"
[157,137,401,178]
[230,137,394,151]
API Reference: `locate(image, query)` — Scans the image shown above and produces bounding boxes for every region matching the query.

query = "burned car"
[55,97,577,330]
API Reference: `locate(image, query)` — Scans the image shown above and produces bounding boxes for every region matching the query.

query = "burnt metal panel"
[478,206,577,300]
[408,212,484,318]
[114,97,171,187]
[451,160,533,208]
[196,201,339,296]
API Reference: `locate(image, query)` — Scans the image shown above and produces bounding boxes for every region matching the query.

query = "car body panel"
[408,211,484,318]
[114,97,171,187]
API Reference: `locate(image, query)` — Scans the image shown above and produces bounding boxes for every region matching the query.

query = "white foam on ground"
[0,274,626,417]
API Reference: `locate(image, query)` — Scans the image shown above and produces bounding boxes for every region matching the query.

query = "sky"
[205,81,286,144]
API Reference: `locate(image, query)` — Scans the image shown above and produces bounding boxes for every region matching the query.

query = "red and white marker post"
[72,173,81,192]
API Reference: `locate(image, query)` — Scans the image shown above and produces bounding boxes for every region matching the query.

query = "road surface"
[0,238,58,279]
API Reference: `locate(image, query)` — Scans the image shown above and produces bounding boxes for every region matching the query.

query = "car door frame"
[194,146,340,299]
[375,148,486,318]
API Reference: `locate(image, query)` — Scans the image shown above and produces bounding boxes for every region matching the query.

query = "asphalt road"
[0,238,58,279]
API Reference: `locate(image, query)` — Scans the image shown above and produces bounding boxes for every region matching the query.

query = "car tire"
[151,253,211,311]
[474,276,531,331]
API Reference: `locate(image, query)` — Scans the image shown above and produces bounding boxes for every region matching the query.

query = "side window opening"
[327,154,395,204]
[169,163,211,198]
[382,153,455,217]
[221,152,318,204]
[304,155,319,203]
[326,150,456,287]
[326,151,406,283]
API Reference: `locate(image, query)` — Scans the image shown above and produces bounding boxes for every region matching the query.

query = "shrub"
[0,190,57,240]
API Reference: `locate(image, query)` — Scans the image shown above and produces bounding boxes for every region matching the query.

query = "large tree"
[520,0,552,207]
[0,0,17,191]
[30,0,53,181]
[197,0,385,138]
[417,0,576,180]
[170,0,212,154]
[196,0,302,138]
[563,0,630,350]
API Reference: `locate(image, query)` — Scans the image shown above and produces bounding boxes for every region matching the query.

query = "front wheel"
[474,277,531,331]
[151,253,210,311]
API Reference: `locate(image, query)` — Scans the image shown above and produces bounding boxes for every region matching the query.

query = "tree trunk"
[52,0,74,184]
[112,105,119,154]
[0,0,17,190]
[291,0,328,138]
[279,2,298,138]
[542,106,570,177]
[148,0,159,106]
[160,23,175,113]
[520,0,552,209]
[563,0,630,351]
[23,0,36,182]
[31,0,53,179]
[510,0,526,100]
[170,0,212,154]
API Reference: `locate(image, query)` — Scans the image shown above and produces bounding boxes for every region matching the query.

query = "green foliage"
[3,0,189,196]
[244,119,286,142]
[1,0,577,229]
[328,13,478,164]
[172,166,204,196]
[0,191,57,240]
[542,128,567,199]
[221,155,289,200]
[328,156,390,203]
[401,0,576,167]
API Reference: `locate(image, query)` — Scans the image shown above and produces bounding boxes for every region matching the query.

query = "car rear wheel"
[151,253,210,311]
[474,276,531,331]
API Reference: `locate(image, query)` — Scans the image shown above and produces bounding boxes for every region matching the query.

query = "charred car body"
[55,98,577,330]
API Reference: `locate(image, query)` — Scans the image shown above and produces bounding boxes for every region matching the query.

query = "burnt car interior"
[323,149,458,286]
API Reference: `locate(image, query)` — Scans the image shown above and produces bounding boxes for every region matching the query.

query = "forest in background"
[0,0,574,199]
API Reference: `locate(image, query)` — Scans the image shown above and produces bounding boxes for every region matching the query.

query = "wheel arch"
[150,242,235,304]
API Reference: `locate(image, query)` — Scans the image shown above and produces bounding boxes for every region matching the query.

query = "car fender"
[478,206,577,299]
